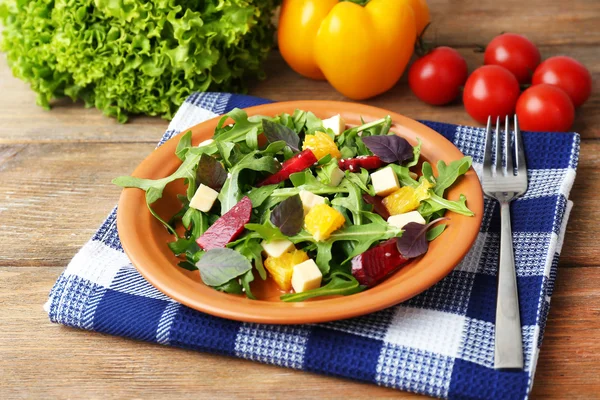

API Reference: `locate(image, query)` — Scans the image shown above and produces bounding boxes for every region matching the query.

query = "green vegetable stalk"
[0,0,280,122]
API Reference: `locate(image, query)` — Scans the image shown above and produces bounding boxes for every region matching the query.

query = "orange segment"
[264,250,309,291]
[302,131,342,160]
[383,180,432,215]
[304,203,346,241]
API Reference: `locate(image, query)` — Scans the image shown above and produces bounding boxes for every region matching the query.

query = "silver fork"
[482,115,528,370]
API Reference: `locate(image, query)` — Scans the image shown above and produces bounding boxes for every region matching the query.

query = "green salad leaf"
[280,272,363,302]
[431,157,473,196]
[218,151,279,214]
[196,248,252,287]
[0,1,280,122]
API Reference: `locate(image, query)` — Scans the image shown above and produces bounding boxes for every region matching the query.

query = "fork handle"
[494,201,524,369]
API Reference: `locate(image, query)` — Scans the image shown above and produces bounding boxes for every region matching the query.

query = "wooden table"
[1,1,599,398]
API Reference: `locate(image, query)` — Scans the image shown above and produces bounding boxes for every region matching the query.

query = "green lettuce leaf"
[0,0,280,122]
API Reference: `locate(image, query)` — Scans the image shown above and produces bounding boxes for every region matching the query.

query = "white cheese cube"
[291,259,323,293]
[322,114,346,136]
[299,190,326,214]
[328,166,345,187]
[189,184,219,212]
[261,239,295,258]
[198,139,214,147]
[387,211,426,228]
[371,167,400,196]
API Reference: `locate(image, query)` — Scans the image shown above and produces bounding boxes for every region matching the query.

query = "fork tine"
[483,116,493,172]
[495,116,501,174]
[505,115,515,176]
[514,115,527,175]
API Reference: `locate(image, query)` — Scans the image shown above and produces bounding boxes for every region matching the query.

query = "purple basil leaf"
[262,119,300,152]
[362,135,414,164]
[270,194,303,236]
[396,218,449,258]
[196,153,227,191]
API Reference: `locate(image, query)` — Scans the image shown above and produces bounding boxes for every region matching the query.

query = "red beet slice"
[351,239,409,287]
[338,155,384,172]
[196,196,252,250]
[362,194,390,220]
[257,149,317,187]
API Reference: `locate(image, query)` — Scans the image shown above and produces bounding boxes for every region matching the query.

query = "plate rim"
[117,100,484,324]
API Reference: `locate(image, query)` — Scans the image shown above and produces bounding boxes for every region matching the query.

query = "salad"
[114,109,474,302]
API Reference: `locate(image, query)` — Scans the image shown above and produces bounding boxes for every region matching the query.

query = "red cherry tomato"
[532,56,592,108]
[516,84,575,132]
[408,47,468,105]
[484,33,540,84]
[463,65,521,125]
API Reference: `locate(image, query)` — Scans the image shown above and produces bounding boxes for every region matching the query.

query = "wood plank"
[427,0,600,47]
[2,43,598,143]
[1,266,598,399]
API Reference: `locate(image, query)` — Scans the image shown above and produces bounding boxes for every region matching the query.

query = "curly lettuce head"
[0,0,279,122]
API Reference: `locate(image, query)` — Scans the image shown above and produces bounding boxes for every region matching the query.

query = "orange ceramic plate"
[117,101,484,324]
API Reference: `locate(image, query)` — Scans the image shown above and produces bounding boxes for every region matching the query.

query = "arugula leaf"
[292,109,308,133]
[175,131,192,161]
[422,162,436,184]
[426,224,447,241]
[213,108,267,144]
[245,220,286,242]
[196,248,252,287]
[241,270,256,300]
[182,208,207,239]
[433,157,473,196]
[262,119,300,151]
[168,237,199,256]
[388,164,419,188]
[280,272,363,302]
[235,238,267,280]
[289,213,402,273]
[317,154,333,165]
[406,138,422,168]
[216,141,236,168]
[196,154,227,191]
[344,169,374,196]
[270,178,348,204]
[270,195,303,236]
[246,184,278,208]
[420,193,474,217]
[218,151,279,214]
[331,179,364,225]
[214,278,244,295]
[262,141,288,154]
[245,127,259,150]
[305,111,324,133]
[113,151,202,204]
[178,261,199,271]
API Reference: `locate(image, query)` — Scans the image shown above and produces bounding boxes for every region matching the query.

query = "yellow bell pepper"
[278,0,429,99]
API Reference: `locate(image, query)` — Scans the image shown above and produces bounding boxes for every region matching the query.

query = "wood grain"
[1,267,598,399]
[1,0,599,398]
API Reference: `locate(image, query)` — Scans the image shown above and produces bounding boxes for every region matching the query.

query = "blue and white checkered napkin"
[45,92,580,400]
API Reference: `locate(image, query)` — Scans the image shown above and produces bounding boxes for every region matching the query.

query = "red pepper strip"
[338,155,385,172]
[257,149,317,187]
[196,196,252,250]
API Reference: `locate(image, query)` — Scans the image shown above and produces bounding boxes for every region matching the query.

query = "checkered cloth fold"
[45,92,579,400]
